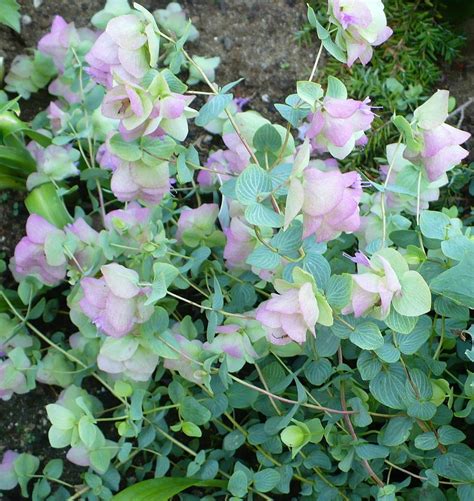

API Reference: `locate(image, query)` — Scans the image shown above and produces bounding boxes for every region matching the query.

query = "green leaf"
[78,416,98,449]
[296,81,323,106]
[420,210,451,240]
[46,404,76,430]
[223,430,246,451]
[430,253,474,308]
[322,38,347,63]
[245,203,283,228]
[392,115,421,151]
[437,425,466,445]
[228,471,248,498]
[246,245,280,270]
[180,397,212,425]
[253,124,282,152]
[326,76,347,100]
[433,452,474,482]
[414,432,438,450]
[385,308,418,334]
[392,271,431,317]
[349,322,384,350]
[325,274,352,309]
[395,316,431,355]
[25,183,71,228]
[235,164,272,205]
[0,0,21,32]
[304,359,332,386]
[181,422,202,438]
[13,454,40,497]
[253,469,281,493]
[177,153,193,183]
[369,364,407,409]
[195,93,233,127]
[109,133,142,161]
[355,444,389,460]
[380,417,413,447]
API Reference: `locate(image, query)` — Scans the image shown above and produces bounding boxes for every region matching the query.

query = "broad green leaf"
[380,417,413,447]
[296,81,323,106]
[385,308,418,334]
[228,470,248,498]
[254,469,281,493]
[25,183,71,228]
[420,210,451,240]
[45,404,76,430]
[245,203,284,228]
[414,90,449,129]
[0,0,20,32]
[326,76,347,100]
[414,432,438,450]
[253,124,282,152]
[433,452,474,482]
[235,164,272,205]
[369,364,407,409]
[430,254,474,308]
[325,274,352,310]
[109,133,142,161]
[195,93,233,126]
[392,271,431,317]
[246,245,280,269]
[355,444,389,460]
[349,322,384,350]
[437,425,466,445]
[304,359,332,386]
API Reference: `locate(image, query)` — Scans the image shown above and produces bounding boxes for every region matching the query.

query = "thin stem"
[309,42,324,82]
[338,348,385,488]
[229,374,356,415]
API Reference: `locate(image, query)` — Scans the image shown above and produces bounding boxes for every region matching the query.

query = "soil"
[0,0,473,496]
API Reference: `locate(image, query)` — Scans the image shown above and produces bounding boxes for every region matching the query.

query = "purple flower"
[301,167,362,242]
[328,0,393,66]
[404,91,471,182]
[0,450,19,490]
[79,263,153,338]
[176,204,219,243]
[256,282,319,345]
[10,215,67,286]
[110,159,170,204]
[304,97,374,159]
[223,217,255,269]
[97,336,159,382]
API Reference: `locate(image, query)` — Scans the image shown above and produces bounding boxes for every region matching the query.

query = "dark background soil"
[0,0,473,497]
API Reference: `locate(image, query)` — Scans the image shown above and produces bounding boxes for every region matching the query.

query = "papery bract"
[11,214,67,286]
[79,263,153,338]
[303,96,374,159]
[404,90,471,181]
[176,203,219,243]
[26,142,80,190]
[329,0,393,67]
[256,282,319,345]
[0,450,19,490]
[300,167,362,242]
[97,336,159,381]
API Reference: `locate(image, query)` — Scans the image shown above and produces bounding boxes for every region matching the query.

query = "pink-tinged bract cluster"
[329,0,393,66]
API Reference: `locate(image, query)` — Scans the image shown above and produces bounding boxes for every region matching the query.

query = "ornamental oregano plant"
[0,0,473,499]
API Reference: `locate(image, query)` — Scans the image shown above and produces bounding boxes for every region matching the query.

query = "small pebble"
[261,94,271,103]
